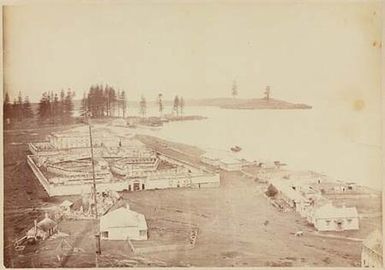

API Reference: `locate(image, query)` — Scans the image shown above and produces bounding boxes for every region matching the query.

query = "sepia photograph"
[2,0,383,268]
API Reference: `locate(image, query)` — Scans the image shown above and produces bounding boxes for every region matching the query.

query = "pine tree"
[3,92,12,123]
[158,93,163,117]
[121,90,127,118]
[12,98,19,121]
[22,96,34,119]
[63,88,74,121]
[38,92,49,122]
[264,86,271,101]
[80,92,88,117]
[17,91,23,121]
[59,89,66,121]
[173,95,180,116]
[139,96,146,117]
[232,80,238,98]
[52,93,59,124]
[179,97,185,115]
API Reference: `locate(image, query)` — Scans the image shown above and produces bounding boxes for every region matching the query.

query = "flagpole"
[86,112,101,260]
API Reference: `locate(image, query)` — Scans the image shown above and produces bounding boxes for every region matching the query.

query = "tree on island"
[264,86,271,101]
[231,80,238,98]
[173,95,180,116]
[179,96,185,115]
[157,93,163,117]
[139,95,147,117]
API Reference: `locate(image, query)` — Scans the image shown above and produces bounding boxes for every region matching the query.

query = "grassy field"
[3,122,381,267]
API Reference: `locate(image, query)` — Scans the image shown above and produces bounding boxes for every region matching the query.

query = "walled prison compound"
[27,126,220,196]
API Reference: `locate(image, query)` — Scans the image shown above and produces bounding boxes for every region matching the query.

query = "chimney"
[45,212,49,219]
[126,203,130,210]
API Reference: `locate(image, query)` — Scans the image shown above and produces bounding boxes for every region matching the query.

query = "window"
[101,231,108,238]
[139,230,147,237]
[325,220,331,226]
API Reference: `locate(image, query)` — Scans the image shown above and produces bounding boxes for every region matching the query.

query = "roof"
[313,203,358,219]
[363,230,383,257]
[100,206,147,231]
[220,157,242,165]
[201,152,220,160]
[270,179,306,202]
[60,200,73,207]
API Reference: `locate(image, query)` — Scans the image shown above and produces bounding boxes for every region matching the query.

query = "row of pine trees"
[80,84,185,118]
[3,89,76,124]
[3,92,34,122]
[3,84,187,125]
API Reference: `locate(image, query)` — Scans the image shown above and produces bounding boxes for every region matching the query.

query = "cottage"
[310,203,359,231]
[361,230,383,268]
[26,213,58,241]
[100,205,148,241]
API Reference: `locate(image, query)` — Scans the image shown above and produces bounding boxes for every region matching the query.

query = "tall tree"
[158,93,163,117]
[12,98,19,121]
[80,92,88,117]
[173,95,180,116]
[179,96,185,115]
[3,92,12,123]
[63,88,74,121]
[59,89,66,121]
[38,92,49,122]
[232,80,238,98]
[264,86,271,101]
[17,91,23,121]
[120,90,127,118]
[52,93,59,124]
[22,96,34,119]
[139,96,146,117]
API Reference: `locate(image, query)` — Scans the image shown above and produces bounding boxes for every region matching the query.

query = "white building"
[219,157,243,171]
[361,230,383,268]
[309,203,359,231]
[100,205,148,241]
[200,152,221,168]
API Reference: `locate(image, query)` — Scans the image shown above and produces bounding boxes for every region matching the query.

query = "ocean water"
[127,103,382,189]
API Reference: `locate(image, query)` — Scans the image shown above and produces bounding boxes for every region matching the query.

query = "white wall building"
[100,205,148,241]
[310,203,359,231]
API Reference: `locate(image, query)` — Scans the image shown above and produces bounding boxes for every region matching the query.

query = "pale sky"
[3,1,382,107]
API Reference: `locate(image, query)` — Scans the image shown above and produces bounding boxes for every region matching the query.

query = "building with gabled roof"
[309,203,359,231]
[100,204,147,241]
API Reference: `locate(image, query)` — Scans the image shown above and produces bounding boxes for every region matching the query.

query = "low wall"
[28,153,220,196]
[27,155,51,195]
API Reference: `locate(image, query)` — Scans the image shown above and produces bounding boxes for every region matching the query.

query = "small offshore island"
[187,85,312,110]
